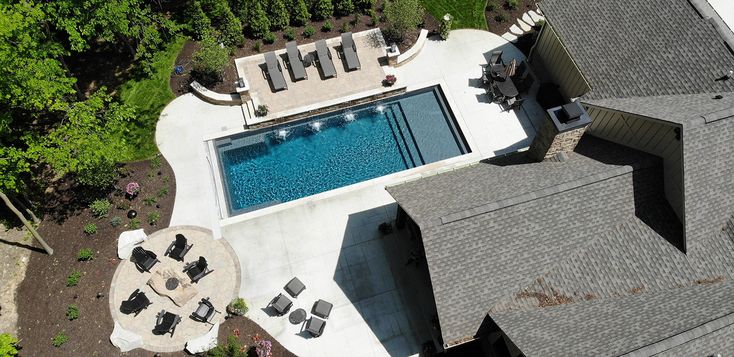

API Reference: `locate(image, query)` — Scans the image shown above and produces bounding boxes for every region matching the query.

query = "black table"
[488,63,506,79]
[289,308,307,324]
[302,54,313,68]
[165,277,179,290]
[494,77,519,98]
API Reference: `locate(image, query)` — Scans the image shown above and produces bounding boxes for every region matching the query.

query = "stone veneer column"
[528,101,591,161]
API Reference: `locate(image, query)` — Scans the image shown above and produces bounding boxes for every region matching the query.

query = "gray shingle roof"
[540,0,734,100]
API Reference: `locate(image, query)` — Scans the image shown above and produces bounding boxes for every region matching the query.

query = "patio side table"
[289,308,307,324]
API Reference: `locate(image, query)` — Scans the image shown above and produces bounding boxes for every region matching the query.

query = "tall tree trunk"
[0,191,53,255]
[9,193,40,224]
[58,54,84,100]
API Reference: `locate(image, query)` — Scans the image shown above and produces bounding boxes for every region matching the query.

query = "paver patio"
[109,226,240,352]
[235,29,387,119]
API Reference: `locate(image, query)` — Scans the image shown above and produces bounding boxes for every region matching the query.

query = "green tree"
[28,90,134,189]
[267,0,290,30]
[383,0,424,41]
[192,36,230,84]
[333,0,354,17]
[354,0,374,12]
[291,0,311,26]
[247,1,271,38]
[189,0,213,40]
[200,0,244,47]
[312,0,334,20]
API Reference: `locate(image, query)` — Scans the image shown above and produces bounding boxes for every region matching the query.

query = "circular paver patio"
[109,225,241,352]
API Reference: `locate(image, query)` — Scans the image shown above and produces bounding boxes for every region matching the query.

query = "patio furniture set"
[263,32,362,91]
[268,277,334,338]
[481,50,535,110]
[120,234,218,337]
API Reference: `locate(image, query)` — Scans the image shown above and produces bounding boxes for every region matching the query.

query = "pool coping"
[202,80,482,225]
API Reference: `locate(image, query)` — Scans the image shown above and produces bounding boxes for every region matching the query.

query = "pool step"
[384,104,424,168]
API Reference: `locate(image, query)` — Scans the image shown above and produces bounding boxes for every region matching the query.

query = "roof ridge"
[439,165,636,225]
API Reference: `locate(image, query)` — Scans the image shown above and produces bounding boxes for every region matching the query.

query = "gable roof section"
[386,137,662,345]
[540,0,734,100]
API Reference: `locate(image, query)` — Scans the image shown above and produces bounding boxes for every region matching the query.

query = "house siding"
[585,105,685,222]
[529,22,591,100]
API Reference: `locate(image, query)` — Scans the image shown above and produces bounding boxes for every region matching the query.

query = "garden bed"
[485,0,539,35]
[14,157,294,356]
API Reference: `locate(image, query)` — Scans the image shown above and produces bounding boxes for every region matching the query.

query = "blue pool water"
[216,86,468,215]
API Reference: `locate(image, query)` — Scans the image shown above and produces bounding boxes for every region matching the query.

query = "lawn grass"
[420,0,488,30]
[118,37,186,161]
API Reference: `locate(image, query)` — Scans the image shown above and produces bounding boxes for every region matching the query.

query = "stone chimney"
[528,100,592,161]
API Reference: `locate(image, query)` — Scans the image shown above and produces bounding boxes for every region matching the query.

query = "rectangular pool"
[215,86,469,215]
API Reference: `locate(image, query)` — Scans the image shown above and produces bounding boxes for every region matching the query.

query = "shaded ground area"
[0,225,31,336]
[486,0,539,35]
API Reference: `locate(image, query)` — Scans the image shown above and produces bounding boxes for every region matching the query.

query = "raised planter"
[190,81,243,106]
[394,29,429,67]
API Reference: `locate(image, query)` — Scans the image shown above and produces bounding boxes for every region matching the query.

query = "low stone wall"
[190,81,242,106]
[249,87,407,129]
[395,29,429,67]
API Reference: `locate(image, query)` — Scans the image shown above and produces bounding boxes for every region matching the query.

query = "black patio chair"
[284,277,306,298]
[131,246,159,272]
[190,297,220,324]
[489,50,503,65]
[183,256,213,283]
[269,293,292,316]
[305,316,326,337]
[165,234,193,261]
[119,289,152,316]
[312,299,333,319]
[153,310,181,337]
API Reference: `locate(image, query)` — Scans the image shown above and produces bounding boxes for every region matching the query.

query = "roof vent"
[714,94,723,100]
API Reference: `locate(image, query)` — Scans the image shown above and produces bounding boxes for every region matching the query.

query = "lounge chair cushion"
[312,299,333,319]
[305,317,326,337]
[284,277,306,297]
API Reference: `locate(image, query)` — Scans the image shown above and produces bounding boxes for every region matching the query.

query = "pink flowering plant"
[125,182,140,196]
[253,334,272,357]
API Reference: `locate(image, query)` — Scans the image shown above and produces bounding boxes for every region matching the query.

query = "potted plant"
[125,182,140,200]
[383,74,397,87]
[227,297,249,316]
[255,104,269,117]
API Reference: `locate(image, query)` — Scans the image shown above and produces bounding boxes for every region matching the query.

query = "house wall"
[529,22,591,100]
[585,105,684,221]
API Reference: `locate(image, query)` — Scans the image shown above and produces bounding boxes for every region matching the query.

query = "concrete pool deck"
[157,30,544,356]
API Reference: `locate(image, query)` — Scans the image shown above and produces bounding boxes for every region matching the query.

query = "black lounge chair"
[315,40,337,79]
[190,297,220,324]
[305,316,326,337]
[153,310,181,337]
[264,52,288,91]
[489,50,503,65]
[269,293,292,316]
[286,41,308,81]
[131,246,159,272]
[165,234,192,261]
[312,299,333,319]
[340,32,361,71]
[284,277,306,298]
[183,256,213,283]
[119,289,152,316]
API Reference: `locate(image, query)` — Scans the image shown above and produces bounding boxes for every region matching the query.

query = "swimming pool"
[215,86,469,215]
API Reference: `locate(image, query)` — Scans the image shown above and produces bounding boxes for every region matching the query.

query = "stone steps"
[500,9,546,43]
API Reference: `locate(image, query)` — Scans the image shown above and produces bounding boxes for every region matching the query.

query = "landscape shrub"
[340,22,351,33]
[494,13,507,22]
[147,211,161,225]
[312,0,334,20]
[66,271,81,287]
[351,13,361,26]
[77,248,94,261]
[253,40,262,52]
[334,0,354,17]
[128,217,142,229]
[321,21,333,32]
[283,27,296,40]
[157,187,169,198]
[150,155,162,169]
[263,32,276,44]
[228,297,249,315]
[206,335,245,356]
[355,0,375,12]
[248,1,271,38]
[368,8,379,26]
[291,0,311,26]
[383,0,424,41]
[253,334,272,357]
[217,11,245,47]
[51,332,68,347]
[83,223,98,235]
[143,196,157,206]
[192,36,229,84]
[89,199,112,217]
[266,0,290,30]
[110,216,123,227]
[303,25,316,37]
[116,200,131,210]
[486,1,498,11]
[507,0,518,10]
[66,305,80,320]
[189,0,213,40]
[0,333,19,357]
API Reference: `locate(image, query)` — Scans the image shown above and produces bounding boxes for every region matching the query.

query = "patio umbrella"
[505,59,517,77]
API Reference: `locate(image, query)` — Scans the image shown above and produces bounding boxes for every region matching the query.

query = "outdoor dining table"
[494,77,519,98]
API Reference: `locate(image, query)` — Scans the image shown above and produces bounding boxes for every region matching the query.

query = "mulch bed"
[485,0,539,35]
[14,157,295,356]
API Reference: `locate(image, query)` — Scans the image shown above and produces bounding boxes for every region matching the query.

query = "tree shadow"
[0,237,46,254]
